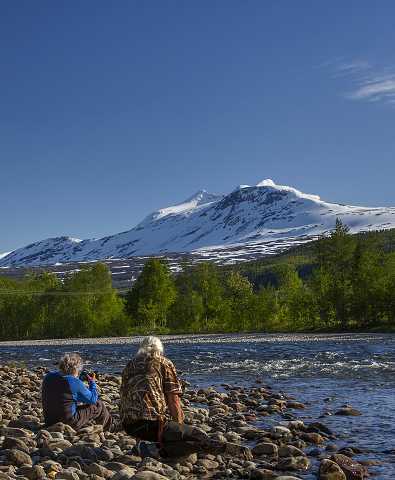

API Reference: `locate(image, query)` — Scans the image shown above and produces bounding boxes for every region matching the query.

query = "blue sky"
[1,1,394,251]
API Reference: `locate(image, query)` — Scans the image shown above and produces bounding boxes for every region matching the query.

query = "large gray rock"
[330,454,367,480]
[2,436,31,453]
[55,470,80,480]
[112,471,137,480]
[249,468,276,479]
[335,407,362,417]
[0,426,33,438]
[16,465,46,480]
[132,472,169,480]
[5,448,32,466]
[84,463,114,479]
[271,426,292,439]
[319,459,347,480]
[252,442,278,457]
[278,445,306,458]
[63,444,98,461]
[275,477,303,480]
[277,456,310,471]
[196,458,219,470]
[48,439,73,450]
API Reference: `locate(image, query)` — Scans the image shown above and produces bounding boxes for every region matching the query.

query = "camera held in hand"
[79,369,97,382]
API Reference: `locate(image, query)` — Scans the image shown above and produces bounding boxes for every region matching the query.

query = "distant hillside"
[225,227,395,290]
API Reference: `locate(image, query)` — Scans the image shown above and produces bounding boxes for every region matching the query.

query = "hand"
[87,372,96,382]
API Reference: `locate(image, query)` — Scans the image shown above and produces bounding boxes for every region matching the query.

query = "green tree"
[189,263,230,331]
[168,268,204,332]
[254,286,279,331]
[126,259,176,331]
[349,238,386,328]
[224,272,254,331]
[314,219,356,329]
[54,264,127,338]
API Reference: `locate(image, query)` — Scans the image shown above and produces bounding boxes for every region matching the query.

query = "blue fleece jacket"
[42,370,98,424]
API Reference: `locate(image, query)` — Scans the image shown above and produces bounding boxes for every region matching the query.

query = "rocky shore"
[0,365,374,479]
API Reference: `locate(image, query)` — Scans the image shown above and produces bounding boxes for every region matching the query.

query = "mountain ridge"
[1,179,395,267]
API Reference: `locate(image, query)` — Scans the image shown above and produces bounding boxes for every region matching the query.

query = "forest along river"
[0,333,394,478]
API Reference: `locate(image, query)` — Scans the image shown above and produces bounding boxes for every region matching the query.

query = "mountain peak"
[2,179,395,268]
[255,179,322,202]
[256,178,277,187]
[183,189,220,205]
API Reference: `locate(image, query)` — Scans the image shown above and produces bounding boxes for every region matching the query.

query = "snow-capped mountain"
[1,179,395,267]
[0,252,11,260]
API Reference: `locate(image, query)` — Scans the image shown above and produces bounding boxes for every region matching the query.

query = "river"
[0,333,394,478]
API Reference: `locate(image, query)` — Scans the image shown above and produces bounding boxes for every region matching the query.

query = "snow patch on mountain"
[255,179,322,202]
[1,179,395,267]
[147,190,223,221]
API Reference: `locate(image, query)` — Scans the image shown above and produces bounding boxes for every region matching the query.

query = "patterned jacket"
[119,354,182,424]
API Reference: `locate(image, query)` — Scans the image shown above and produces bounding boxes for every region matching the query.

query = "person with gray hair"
[120,336,252,460]
[42,352,114,431]
[136,335,164,357]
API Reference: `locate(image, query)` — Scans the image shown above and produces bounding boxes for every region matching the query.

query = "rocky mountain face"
[1,179,395,267]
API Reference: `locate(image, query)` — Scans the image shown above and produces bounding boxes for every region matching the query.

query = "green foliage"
[0,264,129,340]
[126,258,176,331]
[169,263,230,332]
[0,223,394,340]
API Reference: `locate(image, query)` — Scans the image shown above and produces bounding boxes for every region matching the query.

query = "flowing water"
[0,333,394,478]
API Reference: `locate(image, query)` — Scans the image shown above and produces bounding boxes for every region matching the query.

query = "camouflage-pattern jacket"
[119,354,182,424]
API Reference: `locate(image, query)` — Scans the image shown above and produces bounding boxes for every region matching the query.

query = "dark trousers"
[71,399,113,431]
[124,419,209,457]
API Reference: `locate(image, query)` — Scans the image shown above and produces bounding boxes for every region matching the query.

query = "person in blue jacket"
[42,352,113,431]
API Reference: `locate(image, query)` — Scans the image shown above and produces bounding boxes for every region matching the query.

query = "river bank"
[0,333,393,478]
[0,363,375,480]
[0,331,391,347]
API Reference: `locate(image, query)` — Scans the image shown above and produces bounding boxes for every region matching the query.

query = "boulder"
[132,472,169,480]
[319,459,347,480]
[277,456,310,471]
[335,408,362,416]
[2,436,31,453]
[63,444,98,461]
[301,432,325,444]
[16,465,46,480]
[331,454,367,480]
[0,426,33,438]
[271,426,292,439]
[252,442,278,457]
[278,445,306,458]
[250,469,276,479]
[55,471,80,480]
[275,477,303,480]
[196,458,219,470]
[84,463,114,479]
[112,470,138,480]
[286,401,305,409]
[5,448,33,466]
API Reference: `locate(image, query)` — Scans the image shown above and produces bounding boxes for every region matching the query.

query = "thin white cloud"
[350,78,395,102]
[325,59,395,105]
[333,60,371,77]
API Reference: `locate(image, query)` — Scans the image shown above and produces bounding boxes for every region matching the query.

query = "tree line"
[0,220,394,340]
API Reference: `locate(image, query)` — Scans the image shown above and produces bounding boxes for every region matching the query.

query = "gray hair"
[137,336,164,358]
[59,353,83,375]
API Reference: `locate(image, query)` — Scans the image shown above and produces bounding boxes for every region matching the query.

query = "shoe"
[133,440,160,459]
